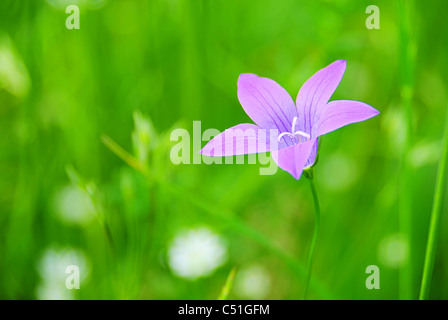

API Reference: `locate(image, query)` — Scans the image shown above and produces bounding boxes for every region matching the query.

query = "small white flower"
[167,227,227,280]
[235,265,271,299]
[36,283,74,300]
[53,185,95,225]
[36,248,89,300]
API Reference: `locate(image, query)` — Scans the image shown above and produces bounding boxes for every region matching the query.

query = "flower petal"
[199,123,273,156]
[238,74,298,136]
[296,60,347,136]
[305,138,319,168]
[316,100,380,136]
[271,138,317,180]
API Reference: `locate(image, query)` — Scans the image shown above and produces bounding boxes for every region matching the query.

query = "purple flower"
[200,60,379,179]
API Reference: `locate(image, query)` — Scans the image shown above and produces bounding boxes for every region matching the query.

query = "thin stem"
[419,107,448,300]
[302,177,321,299]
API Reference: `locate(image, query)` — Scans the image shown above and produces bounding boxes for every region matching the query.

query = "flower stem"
[302,176,321,299]
[419,107,448,300]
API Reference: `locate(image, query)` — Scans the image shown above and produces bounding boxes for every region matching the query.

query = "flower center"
[277,116,310,144]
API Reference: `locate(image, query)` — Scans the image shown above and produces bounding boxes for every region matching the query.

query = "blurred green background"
[0,0,447,300]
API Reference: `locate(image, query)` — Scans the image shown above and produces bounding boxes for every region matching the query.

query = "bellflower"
[200,60,379,179]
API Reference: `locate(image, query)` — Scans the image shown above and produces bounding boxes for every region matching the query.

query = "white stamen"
[277,117,310,143]
[277,132,294,141]
[291,116,298,133]
[294,130,310,139]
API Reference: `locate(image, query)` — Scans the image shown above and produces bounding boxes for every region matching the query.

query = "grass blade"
[218,268,236,300]
[419,107,448,299]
